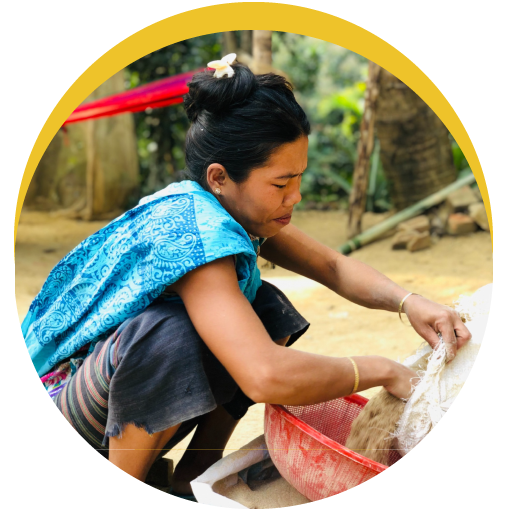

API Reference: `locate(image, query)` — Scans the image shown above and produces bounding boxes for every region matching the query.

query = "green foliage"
[272,32,372,209]
[450,135,477,192]
[450,135,470,173]
[366,140,392,212]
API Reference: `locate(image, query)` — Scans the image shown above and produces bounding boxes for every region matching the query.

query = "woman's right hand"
[383,361,420,400]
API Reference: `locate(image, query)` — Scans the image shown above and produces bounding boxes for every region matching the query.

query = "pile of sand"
[345,345,438,464]
[221,475,311,508]
[345,389,405,465]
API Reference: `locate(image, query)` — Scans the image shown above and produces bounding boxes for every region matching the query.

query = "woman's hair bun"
[183,63,258,121]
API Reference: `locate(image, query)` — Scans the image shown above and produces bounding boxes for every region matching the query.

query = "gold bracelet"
[347,357,359,395]
[398,292,420,325]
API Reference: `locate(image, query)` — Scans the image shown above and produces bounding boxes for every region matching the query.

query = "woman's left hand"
[402,295,472,363]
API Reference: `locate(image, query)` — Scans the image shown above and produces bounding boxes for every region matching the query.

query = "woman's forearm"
[262,229,464,361]
[330,255,412,312]
[260,225,413,313]
[250,346,412,405]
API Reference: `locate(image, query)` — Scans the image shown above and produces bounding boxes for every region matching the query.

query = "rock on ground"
[397,215,430,233]
[469,202,490,231]
[407,231,431,252]
[447,213,477,235]
[445,185,479,213]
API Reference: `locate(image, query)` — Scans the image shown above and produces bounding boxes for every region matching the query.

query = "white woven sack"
[394,283,492,456]
[191,434,269,508]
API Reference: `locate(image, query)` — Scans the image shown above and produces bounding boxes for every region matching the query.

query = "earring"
[214,188,221,195]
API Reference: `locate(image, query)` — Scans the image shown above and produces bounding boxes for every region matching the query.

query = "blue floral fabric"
[22,181,262,376]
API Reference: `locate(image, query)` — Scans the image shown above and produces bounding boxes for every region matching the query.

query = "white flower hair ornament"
[207,53,237,78]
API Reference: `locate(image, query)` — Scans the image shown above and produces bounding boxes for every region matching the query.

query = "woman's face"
[208,136,308,238]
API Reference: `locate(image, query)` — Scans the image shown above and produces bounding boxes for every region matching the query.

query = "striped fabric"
[53,328,121,453]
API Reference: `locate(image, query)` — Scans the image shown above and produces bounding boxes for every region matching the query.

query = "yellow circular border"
[14,2,492,246]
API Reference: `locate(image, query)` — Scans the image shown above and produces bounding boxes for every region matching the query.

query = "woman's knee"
[109,422,182,481]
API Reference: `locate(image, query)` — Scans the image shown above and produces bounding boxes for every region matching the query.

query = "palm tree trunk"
[375,68,457,211]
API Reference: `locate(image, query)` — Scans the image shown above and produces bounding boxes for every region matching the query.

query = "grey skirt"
[54,280,309,455]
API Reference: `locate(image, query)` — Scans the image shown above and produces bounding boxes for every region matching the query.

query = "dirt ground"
[15,209,493,468]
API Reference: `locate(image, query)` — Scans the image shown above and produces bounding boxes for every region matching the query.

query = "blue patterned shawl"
[22,181,262,376]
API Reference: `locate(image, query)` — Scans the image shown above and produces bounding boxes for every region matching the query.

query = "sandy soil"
[15,209,493,468]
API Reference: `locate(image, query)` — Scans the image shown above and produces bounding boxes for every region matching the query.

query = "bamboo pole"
[339,173,476,255]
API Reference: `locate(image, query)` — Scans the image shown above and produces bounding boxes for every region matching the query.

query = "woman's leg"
[172,405,239,493]
[171,335,291,494]
[104,301,231,482]
[109,422,182,482]
[111,337,289,485]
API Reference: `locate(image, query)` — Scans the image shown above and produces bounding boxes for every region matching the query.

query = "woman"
[23,59,471,494]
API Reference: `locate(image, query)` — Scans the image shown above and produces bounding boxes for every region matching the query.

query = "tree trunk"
[222,31,254,67]
[24,70,139,219]
[236,30,253,67]
[222,31,238,55]
[252,30,272,74]
[240,30,252,54]
[348,62,381,237]
[82,73,139,219]
[375,68,457,211]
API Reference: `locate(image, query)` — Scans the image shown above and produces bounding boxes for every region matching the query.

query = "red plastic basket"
[264,395,401,501]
